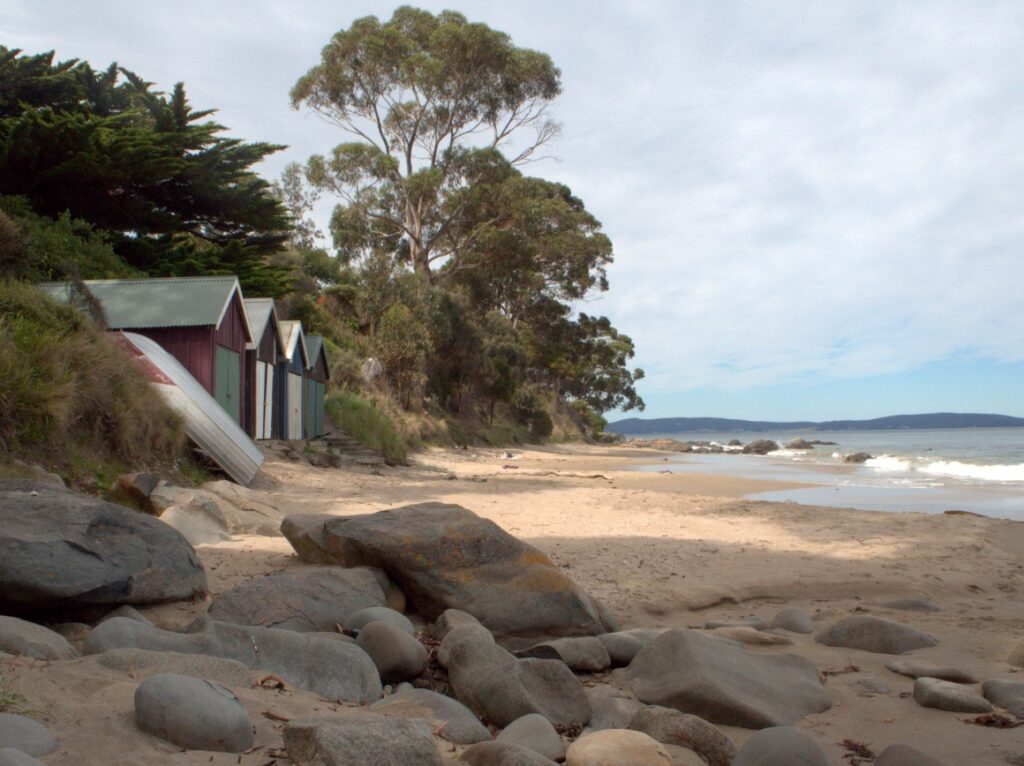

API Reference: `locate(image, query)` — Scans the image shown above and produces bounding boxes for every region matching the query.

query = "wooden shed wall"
[135,326,216,393]
[215,293,249,354]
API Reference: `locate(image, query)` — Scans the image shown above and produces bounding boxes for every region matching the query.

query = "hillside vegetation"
[0,279,187,486]
[0,11,646,467]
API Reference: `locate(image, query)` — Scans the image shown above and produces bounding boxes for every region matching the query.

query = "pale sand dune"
[4,444,1023,764]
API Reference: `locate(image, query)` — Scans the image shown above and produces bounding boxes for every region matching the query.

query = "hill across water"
[607,412,1024,435]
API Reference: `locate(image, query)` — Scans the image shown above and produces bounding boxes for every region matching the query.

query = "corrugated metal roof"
[243,297,284,351]
[304,335,325,369]
[39,277,246,332]
[117,331,263,486]
[278,320,309,367]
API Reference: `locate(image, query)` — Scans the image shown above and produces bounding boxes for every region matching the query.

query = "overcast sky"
[5,0,1024,420]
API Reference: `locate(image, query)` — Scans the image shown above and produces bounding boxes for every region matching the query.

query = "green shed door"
[214,345,241,424]
[303,378,325,438]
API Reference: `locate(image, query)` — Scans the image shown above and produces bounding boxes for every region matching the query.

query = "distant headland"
[607,412,1024,435]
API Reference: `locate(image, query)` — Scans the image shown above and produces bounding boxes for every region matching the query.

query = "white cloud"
[4,0,1024,399]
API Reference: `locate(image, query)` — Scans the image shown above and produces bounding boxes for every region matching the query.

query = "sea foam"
[920,460,1024,483]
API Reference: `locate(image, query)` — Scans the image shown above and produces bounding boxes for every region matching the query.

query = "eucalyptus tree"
[290,6,561,278]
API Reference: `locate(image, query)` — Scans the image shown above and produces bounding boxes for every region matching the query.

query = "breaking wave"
[863,454,1024,483]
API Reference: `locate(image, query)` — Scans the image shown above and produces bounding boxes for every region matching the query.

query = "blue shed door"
[214,345,241,424]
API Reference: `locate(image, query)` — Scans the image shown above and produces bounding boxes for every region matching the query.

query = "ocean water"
[631,427,1024,521]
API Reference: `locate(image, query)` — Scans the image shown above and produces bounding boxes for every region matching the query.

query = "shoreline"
[5,442,1024,764]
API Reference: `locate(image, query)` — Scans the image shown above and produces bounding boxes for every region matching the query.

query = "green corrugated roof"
[304,334,326,368]
[243,298,275,340]
[38,277,243,330]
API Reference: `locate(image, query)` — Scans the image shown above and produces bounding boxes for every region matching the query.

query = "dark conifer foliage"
[0,47,292,296]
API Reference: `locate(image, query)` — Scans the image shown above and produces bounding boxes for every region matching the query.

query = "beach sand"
[4,444,1023,764]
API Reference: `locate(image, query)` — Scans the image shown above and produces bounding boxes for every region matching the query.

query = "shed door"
[255,361,272,439]
[304,378,326,439]
[262,365,274,440]
[214,345,241,424]
[287,372,303,439]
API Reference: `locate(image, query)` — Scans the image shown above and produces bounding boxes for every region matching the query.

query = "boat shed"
[242,298,285,440]
[303,334,330,439]
[277,320,309,440]
[40,276,253,427]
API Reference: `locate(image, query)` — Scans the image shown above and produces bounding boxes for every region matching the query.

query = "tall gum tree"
[290,6,561,279]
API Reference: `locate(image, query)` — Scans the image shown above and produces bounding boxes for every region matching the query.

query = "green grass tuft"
[325,391,408,464]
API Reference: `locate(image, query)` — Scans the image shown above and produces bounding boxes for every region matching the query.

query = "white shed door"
[287,372,303,439]
[255,361,273,440]
[261,365,274,440]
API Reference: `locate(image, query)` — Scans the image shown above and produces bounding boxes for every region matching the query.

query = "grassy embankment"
[0,279,193,488]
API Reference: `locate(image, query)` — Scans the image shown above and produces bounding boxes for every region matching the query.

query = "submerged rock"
[281,503,615,639]
[742,440,779,455]
[844,452,873,464]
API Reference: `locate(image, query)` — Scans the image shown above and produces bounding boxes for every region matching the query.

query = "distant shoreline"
[609,412,1024,435]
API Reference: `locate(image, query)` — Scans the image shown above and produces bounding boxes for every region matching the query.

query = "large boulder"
[134,673,253,753]
[83,616,381,703]
[371,688,490,744]
[0,481,206,615]
[207,566,389,632]
[0,616,76,660]
[284,714,442,766]
[281,503,615,639]
[446,620,591,728]
[816,616,938,654]
[619,628,831,729]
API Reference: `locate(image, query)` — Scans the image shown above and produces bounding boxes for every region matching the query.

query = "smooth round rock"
[0,616,77,660]
[0,715,56,757]
[881,597,941,613]
[885,660,977,684]
[432,609,481,640]
[0,749,44,766]
[345,606,415,636]
[732,726,829,766]
[815,616,938,654]
[134,673,254,752]
[1008,639,1024,668]
[851,676,891,695]
[981,679,1024,718]
[496,713,565,762]
[912,677,992,713]
[356,620,428,684]
[461,740,559,766]
[371,687,490,744]
[628,705,736,766]
[517,637,611,672]
[705,617,767,630]
[566,729,673,766]
[770,607,813,634]
[875,743,954,765]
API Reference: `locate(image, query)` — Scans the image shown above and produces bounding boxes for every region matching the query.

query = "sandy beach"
[4,443,1023,764]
